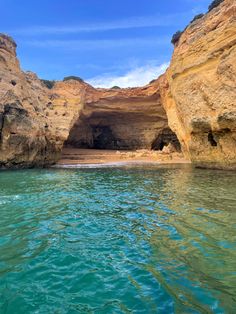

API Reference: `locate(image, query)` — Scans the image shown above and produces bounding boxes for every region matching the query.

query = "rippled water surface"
[0,165,235,313]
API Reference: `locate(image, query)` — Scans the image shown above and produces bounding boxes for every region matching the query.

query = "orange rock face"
[161,0,236,169]
[65,81,178,150]
[0,35,60,167]
[0,0,235,169]
[0,35,177,168]
[0,35,87,167]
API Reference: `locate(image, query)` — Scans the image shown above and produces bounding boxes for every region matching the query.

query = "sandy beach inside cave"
[57,148,190,166]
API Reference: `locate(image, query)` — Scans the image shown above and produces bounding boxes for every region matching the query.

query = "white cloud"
[10,13,187,36]
[22,37,169,50]
[87,62,169,88]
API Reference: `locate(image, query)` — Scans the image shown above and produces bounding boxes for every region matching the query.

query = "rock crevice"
[160,0,236,169]
[0,0,235,169]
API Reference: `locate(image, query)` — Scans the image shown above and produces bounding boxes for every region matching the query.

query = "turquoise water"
[0,165,235,314]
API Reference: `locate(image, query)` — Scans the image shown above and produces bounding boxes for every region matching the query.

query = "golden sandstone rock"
[0,35,176,168]
[0,0,235,169]
[160,0,236,169]
[0,35,60,167]
[65,81,173,150]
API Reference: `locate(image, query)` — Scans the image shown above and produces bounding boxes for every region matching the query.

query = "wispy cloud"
[22,37,169,50]
[87,62,169,88]
[10,13,188,36]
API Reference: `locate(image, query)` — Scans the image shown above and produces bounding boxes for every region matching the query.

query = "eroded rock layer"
[0,34,175,168]
[65,83,176,150]
[0,0,235,169]
[161,0,236,169]
[0,35,88,168]
[0,35,58,167]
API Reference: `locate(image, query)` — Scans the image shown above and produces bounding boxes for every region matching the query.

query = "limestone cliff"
[161,0,236,169]
[0,34,86,168]
[0,0,235,169]
[0,34,176,168]
[65,82,179,150]
[0,34,57,167]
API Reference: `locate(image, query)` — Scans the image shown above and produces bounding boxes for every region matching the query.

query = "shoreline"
[56,148,190,167]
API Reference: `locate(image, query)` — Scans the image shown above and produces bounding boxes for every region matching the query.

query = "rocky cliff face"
[0,34,57,168]
[0,34,176,168]
[0,0,235,169]
[0,34,88,168]
[65,82,179,150]
[161,0,236,169]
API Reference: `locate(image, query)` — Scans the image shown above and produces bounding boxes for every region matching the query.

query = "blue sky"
[1,0,210,87]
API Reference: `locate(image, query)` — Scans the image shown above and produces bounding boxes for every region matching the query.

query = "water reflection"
[0,166,235,313]
[139,167,236,313]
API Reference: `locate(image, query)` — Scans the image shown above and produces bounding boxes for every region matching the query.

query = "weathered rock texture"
[65,83,179,150]
[161,0,236,169]
[0,34,58,167]
[0,34,87,168]
[0,0,235,169]
[0,34,177,168]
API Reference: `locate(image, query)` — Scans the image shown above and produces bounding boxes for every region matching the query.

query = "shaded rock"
[0,35,63,168]
[160,0,236,169]
[0,33,176,168]
[65,81,172,150]
[0,0,235,170]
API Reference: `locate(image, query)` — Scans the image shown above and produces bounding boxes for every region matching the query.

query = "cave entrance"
[92,125,118,149]
[64,120,181,152]
[208,131,218,147]
[151,128,181,152]
[63,113,181,153]
[63,117,124,150]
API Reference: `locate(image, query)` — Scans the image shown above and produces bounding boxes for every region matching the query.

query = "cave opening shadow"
[92,125,120,149]
[64,118,125,150]
[64,117,181,152]
[151,128,181,151]
[208,131,218,147]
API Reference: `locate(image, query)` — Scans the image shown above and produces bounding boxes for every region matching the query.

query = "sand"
[57,148,190,166]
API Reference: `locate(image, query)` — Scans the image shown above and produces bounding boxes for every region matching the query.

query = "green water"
[0,165,235,314]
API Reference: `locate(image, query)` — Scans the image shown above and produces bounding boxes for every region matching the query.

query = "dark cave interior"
[64,114,181,151]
